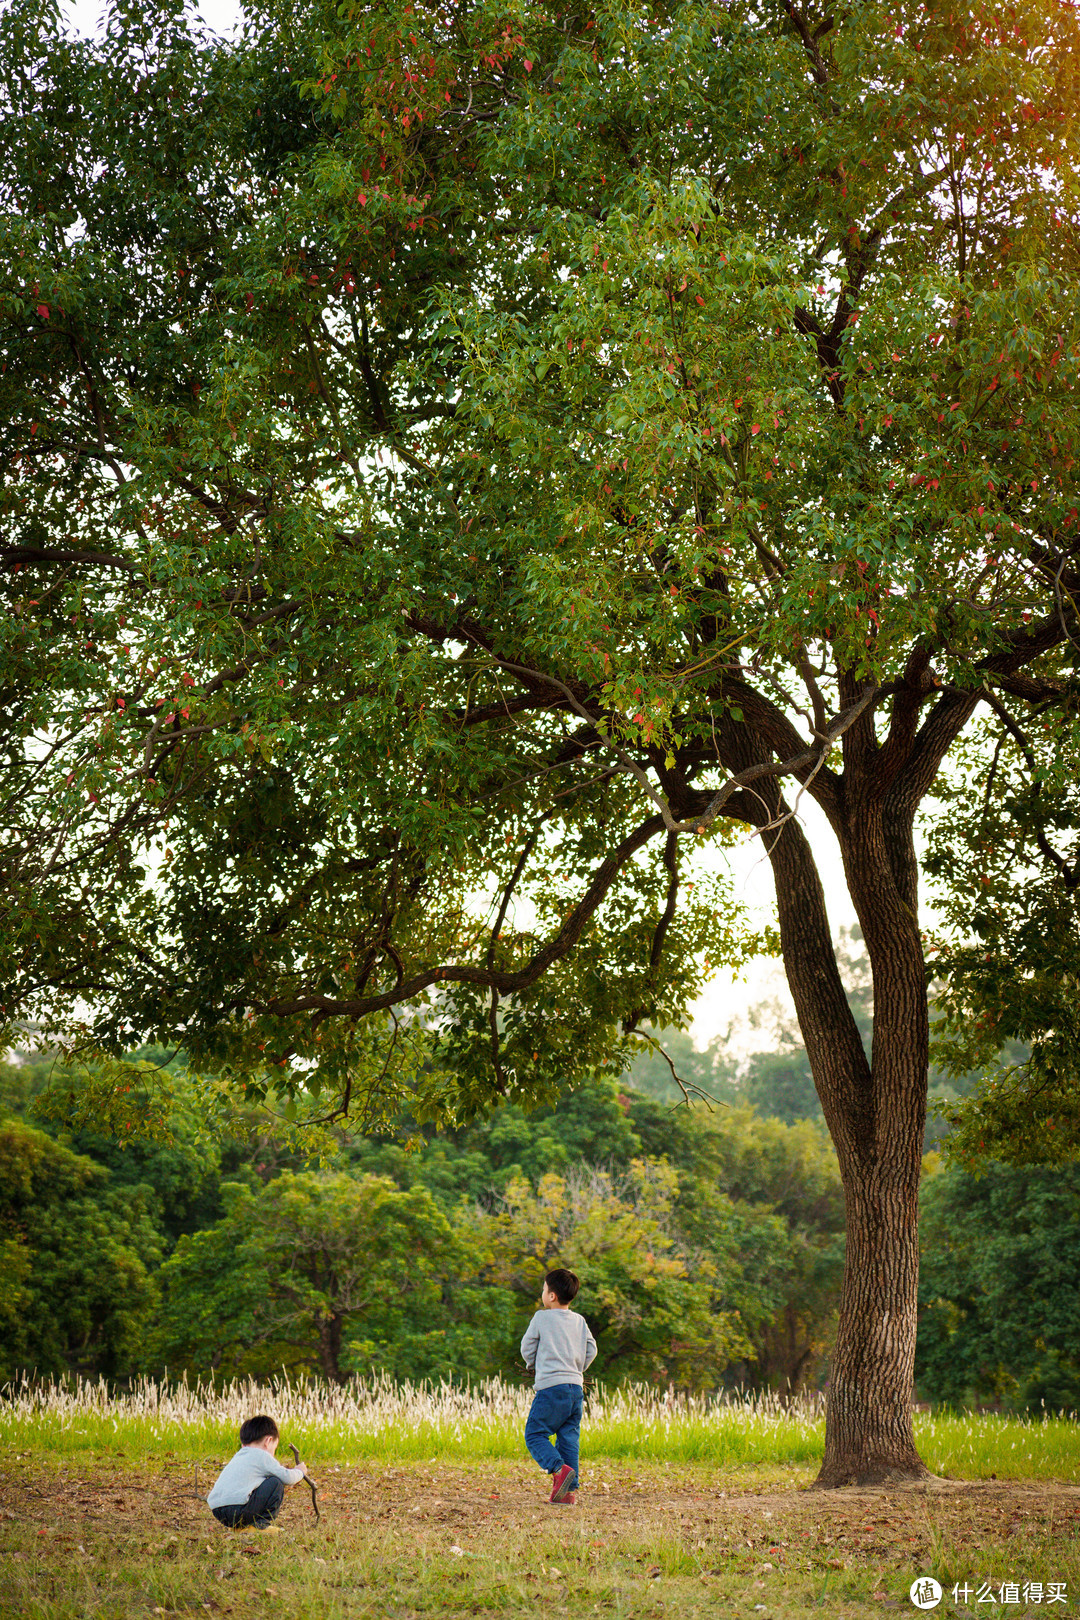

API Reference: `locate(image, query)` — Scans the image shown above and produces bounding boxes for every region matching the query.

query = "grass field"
[1,1379,1078,1618]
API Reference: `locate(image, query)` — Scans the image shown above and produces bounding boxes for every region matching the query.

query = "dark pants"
[212,1476,284,1529]
[524,1382,583,1484]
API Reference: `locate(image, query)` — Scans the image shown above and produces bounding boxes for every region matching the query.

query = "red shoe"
[554,1491,577,1506]
[549,1465,576,1502]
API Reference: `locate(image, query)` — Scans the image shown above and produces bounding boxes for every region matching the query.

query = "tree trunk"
[317,1311,345,1384]
[767,795,932,1486]
[820,1161,926,1484]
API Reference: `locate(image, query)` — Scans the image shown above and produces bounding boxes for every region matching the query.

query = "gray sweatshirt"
[520,1308,598,1391]
[206,1445,305,1509]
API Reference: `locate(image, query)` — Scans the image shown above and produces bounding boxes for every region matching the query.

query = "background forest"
[3,937,1076,1413]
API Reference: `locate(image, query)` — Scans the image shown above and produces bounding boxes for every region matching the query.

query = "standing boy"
[206,1414,307,1530]
[520,1267,597,1505]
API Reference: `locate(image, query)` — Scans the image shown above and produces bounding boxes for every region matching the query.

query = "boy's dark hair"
[545,1268,580,1305]
[239,1414,280,1447]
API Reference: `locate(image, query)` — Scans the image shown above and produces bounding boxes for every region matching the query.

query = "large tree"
[2,0,1079,1483]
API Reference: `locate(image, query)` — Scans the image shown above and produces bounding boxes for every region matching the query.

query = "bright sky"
[62,0,243,38]
[685,796,859,1045]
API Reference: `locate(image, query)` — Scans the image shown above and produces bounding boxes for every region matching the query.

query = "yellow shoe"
[258,1525,283,1535]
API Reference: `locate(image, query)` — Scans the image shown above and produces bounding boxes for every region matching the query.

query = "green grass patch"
[916,1410,1080,1482]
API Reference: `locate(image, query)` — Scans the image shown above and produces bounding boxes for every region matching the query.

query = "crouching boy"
[207,1415,307,1530]
[521,1268,597,1505]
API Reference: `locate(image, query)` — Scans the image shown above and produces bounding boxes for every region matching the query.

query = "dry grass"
[2,1376,1077,1477]
[0,1374,825,1468]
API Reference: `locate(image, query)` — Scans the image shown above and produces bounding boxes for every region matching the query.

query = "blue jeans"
[524,1383,583,1483]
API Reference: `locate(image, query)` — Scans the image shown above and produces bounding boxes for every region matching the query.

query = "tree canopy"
[4,0,1074,1107]
[0,1116,161,1378]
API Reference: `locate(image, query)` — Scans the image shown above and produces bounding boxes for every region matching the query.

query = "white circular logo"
[909,1578,943,1610]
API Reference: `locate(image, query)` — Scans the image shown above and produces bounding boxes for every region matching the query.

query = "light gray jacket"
[206,1446,305,1509]
[521,1308,598,1391]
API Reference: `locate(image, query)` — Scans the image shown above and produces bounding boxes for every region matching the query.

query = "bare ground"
[2,1458,1079,1618]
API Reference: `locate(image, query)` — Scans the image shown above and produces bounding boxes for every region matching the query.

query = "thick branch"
[889,610,1075,823]
[260,814,666,1020]
[486,653,865,834]
[1,546,139,574]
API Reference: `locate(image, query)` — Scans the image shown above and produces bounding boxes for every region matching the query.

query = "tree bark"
[766,792,932,1486]
[317,1311,345,1385]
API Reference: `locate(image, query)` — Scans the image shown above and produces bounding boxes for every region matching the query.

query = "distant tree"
[916,1158,1080,1410]
[0,1118,160,1378]
[741,1045,820,1128]
[3,1046,339,1242]
[346,1068,646,1199]
[0,1047,54,1117]
[350,1075,844,1390]
[47,1086,223,1246]
[155,1170,512,1383]
[668,1107,846,1392]
[469,1160,755,1388]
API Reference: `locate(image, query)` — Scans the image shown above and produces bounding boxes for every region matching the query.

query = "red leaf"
[37,304,50,319]
[523,57,533,70]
